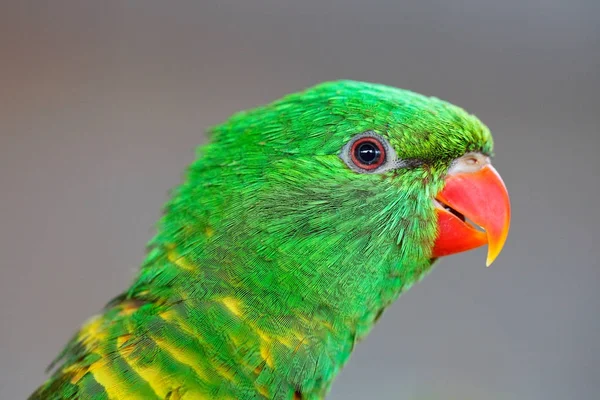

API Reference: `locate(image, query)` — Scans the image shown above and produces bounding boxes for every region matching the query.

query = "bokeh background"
[1,1,599,399]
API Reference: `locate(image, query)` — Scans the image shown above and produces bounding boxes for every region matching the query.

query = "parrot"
[30,80,510,400]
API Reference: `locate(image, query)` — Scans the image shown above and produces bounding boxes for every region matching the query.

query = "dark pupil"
[355,141,381,165]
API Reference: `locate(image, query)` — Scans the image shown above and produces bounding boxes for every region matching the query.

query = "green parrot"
[30,81,510,400]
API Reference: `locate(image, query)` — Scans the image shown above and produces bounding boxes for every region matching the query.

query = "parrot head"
[161,80,510,332]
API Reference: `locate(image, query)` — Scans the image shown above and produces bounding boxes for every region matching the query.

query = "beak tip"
[485,234,508,267]
[488,225,510,267]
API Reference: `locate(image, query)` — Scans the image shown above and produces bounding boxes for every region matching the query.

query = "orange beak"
[432,163,511,266]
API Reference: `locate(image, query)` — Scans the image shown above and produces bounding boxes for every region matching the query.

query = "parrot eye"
[351,137,385,170]
[340,132,405,173]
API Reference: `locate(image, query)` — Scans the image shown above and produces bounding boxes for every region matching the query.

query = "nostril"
[448,152,490,175]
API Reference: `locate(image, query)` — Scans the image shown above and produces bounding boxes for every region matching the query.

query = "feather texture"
[31,81,493,399]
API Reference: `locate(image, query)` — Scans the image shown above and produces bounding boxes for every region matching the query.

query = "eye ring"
[339,131,406,174]
[350,137,386,170]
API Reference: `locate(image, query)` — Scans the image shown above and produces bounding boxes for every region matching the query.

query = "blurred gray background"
[1,1,599,399]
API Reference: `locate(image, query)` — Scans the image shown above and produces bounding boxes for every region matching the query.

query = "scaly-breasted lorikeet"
[30,81,510,400]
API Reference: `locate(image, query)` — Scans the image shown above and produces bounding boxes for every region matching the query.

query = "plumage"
[30,81,504,399]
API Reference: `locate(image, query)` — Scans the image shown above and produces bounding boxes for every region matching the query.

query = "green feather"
[31,80,492,399]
